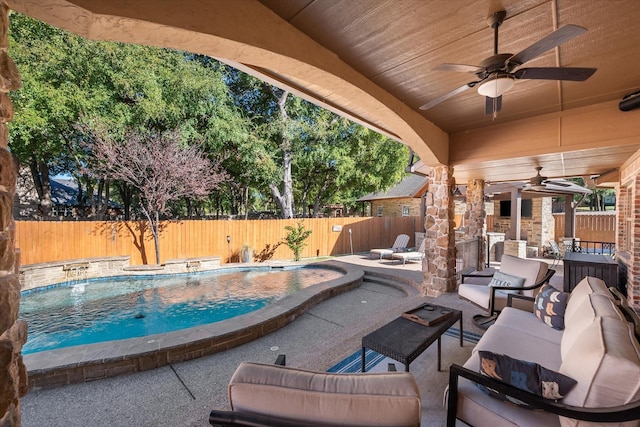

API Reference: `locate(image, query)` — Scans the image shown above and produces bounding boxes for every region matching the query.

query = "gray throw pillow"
[488,271,525,294]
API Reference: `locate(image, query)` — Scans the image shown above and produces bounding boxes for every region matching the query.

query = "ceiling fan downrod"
[489,11,507,55]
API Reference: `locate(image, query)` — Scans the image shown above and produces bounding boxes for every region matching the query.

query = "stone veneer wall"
[423,166,456,296]
[492,197,553,251]
[464,179,485,267]
[0,4,27,425]
[370,197,422,217]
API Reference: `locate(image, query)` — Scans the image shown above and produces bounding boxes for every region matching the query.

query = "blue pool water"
[19,266,343,354]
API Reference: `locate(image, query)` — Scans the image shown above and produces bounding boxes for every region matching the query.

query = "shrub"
[284,221,312,261]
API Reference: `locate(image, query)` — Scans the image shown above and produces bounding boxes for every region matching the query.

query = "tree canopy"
[9,13,409,220]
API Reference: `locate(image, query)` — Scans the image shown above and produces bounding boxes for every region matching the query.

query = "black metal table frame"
[361,305,463,372]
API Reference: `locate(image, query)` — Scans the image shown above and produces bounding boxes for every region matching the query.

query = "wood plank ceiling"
[259,0,640,185]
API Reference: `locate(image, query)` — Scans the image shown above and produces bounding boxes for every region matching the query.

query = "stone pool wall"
[19,256,222,291]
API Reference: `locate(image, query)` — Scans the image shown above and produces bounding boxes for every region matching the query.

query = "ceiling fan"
[419,10,597,115]
[524,166,572,191]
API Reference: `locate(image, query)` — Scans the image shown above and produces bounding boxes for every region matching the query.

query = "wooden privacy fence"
[484,212,615,243]
[16,217,422,266]
[553,212,616,242]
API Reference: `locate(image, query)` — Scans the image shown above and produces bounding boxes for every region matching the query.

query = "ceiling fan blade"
[508,24,588,66]
[514,67,597,81]
[545,180,572,187]
[485,95,502,115]
[419,82,477,110]
[434,63,483,73]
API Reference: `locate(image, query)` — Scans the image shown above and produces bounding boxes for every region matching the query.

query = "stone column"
[0,4,27,426]
[464,179,485,269]
[423,166,456,296]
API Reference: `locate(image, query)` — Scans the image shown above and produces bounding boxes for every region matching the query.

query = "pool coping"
[23,260,365,390]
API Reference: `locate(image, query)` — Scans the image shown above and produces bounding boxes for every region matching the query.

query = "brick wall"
[618,148,640,309]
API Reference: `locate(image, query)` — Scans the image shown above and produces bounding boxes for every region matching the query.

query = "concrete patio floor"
[19,253,563,427]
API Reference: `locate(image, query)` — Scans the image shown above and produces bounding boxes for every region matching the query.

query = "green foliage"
[8,13,409,220]
[224,70,409,217]
[283,221,312,261]
[8,13,248,217]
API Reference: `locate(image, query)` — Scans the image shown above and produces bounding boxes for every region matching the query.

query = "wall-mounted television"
[499,199,532,218]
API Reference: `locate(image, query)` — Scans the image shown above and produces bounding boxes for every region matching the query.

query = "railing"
[455,237,482,281]
[563,238,616,256]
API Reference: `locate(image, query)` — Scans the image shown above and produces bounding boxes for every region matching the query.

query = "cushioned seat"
[210,361,421,427]
[458,254,553,328]
[447,276,640,427]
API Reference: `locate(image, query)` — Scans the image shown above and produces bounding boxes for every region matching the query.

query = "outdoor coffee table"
[361,303,463,372]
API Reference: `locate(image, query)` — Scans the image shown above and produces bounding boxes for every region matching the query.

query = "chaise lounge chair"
[391,239,426,265]
[369,233,410,260]
[209,359,421,427]
[545,240,562,267]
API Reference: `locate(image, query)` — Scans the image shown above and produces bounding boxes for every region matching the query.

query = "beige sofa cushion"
[499,255,549,297]
[228,361,421,427]
[473,323,562,369]
[561,292,626,359]
[457,355,561,427]
[458,255,549,311]
[495,307,563,346]
[565,276,612,322]
[559,317,640,427]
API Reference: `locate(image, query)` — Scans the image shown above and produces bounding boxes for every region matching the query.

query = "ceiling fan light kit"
[477,75,515,98]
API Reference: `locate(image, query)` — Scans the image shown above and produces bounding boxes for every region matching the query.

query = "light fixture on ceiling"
[477,75,515,98]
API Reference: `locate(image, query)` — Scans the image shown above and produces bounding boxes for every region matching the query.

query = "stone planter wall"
[19,256,222,291]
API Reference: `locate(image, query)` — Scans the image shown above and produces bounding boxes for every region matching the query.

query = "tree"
[9,14,247,219]
[269,88,296,218]
[292,108,409,217]
[566,178,616,211]
[225,70,409,218]
[8,13,91,215]
[80,121,227,264]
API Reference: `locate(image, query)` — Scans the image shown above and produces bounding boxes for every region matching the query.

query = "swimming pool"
[20,265,344,354]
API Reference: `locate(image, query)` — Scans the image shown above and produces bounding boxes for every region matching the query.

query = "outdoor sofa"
[447,276,640,427]
[209,358,421,426]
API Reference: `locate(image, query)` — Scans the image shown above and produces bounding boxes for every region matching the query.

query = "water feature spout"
[63,262,90,283]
